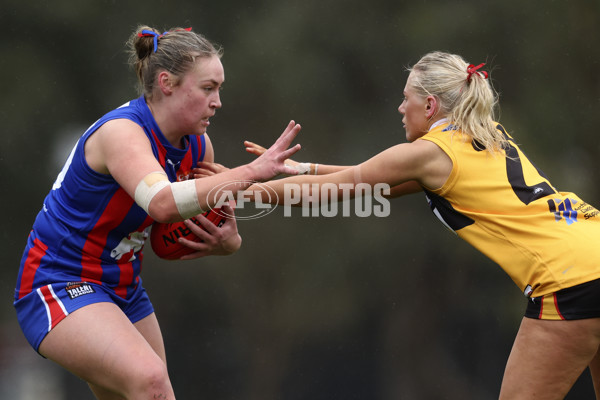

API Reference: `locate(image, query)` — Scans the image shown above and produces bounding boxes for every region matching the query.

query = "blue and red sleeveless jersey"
[15,95,206,301]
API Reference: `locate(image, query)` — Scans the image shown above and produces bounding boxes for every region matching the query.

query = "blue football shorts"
[14,281,154,353]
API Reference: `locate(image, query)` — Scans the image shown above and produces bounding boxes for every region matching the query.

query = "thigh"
[500,317,600,400]
[134,312,167,364]
[38,302,166,395]
[589,348,600,399]
[85,312,166,400]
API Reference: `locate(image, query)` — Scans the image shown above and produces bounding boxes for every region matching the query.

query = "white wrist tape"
[134,172,203,219]
[288,162,312,175]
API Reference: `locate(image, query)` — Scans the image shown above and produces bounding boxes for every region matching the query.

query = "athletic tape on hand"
[287,162,312,175]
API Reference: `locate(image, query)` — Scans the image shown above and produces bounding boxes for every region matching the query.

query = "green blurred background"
[1,0,599,398]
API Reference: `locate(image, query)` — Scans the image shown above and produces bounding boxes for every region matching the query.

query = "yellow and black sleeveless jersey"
[419,121,600,298]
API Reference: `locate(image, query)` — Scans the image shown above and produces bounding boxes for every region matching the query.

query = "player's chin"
[192,127,208,136]
[191,122,209,135]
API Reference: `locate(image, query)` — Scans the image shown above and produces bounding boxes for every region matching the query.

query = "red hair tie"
[466,63,488,83]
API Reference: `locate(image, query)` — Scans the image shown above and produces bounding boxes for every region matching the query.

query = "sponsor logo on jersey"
[547,198,600,224]
[65,282,96,299]
[548,198,578,225]
[574,201,600,220]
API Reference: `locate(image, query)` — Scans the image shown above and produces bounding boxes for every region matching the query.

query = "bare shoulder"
[410,137,447,155]
[355,139,450,189]
[85,118,154,177]
[96,119,148,143]
[411,138,453,190]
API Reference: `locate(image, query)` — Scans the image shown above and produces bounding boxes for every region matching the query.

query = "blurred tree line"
[1,0,599,399]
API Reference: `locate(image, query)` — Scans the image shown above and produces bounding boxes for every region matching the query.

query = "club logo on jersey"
[65,282,96,299]
[442,124,458,132]
[111,228,150,261]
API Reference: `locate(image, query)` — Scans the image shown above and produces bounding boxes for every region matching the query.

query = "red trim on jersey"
[150,130,202,181]
[38,285,68,331]
[151,129,167,167]
[80,188,135,285]
[538,299,544,319]
[18,237,49,299]
[553,293,566,320]
[179,148,194,181]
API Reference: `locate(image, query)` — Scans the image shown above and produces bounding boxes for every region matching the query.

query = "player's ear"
[425,95,437,119]
[157,71,174,95]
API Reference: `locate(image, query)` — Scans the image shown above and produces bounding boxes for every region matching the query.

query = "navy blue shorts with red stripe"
[14,281,154,353]
[525,278,600,320]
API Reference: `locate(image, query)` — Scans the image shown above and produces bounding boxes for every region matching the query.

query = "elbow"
[146,193,182,223]
[141,184,204,223]
[147,204,181,223]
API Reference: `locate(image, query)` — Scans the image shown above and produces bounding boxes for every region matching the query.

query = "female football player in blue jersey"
[14,25,302,399]
[235,52,600,399]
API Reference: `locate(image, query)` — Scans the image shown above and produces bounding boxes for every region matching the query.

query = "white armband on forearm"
[134,172,203,219]
[171,179,203,219]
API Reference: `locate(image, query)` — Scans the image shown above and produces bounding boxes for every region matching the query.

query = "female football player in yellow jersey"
[211,51,600,399]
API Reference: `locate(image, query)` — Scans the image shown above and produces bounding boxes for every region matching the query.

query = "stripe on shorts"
[539,293,565,320]
[37,285,69,332]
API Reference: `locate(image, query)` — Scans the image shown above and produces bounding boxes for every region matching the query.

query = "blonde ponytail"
[409,52,507,153]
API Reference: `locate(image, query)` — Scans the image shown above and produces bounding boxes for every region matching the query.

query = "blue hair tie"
[137,29,169,53]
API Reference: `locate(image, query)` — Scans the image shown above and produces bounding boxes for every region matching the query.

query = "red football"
[150,208,229,260]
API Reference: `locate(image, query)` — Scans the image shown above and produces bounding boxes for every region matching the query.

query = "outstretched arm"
[248,139,451,204]
[243,140,422,196]
[86,119,303,223]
